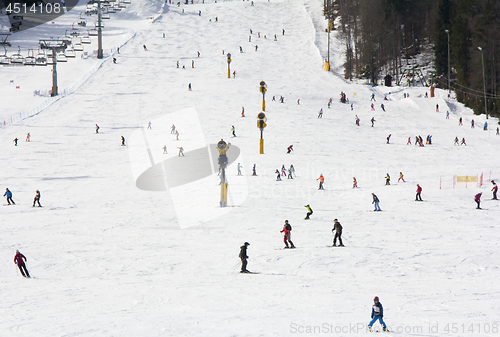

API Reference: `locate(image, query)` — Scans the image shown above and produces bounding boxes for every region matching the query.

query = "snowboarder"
[372,193,381,211]
[287,145,294,153]
[415,184,423,201]
[252,164,257,176]
[163,145,168,154]
[386,134,391,144]
[318,108,323,118]
[239,242,250,273]
[371,117,375,127]
[368,297,387,332]
[385,173,390,185]
[398,172,405,182]
[95,124,100,134]
[304,204,313,219]
[492,181,498,200]
[14,250,30,278]
[147,121,152,129]
[231,125,236,137]
[332,219,344,246]
[121,136,125,146]
[280,220,295,248]
[4,188,15,205]
[237,163,242,176]
[317,174,325,190]
[33,190,41,207]
[13,137,18,146]
[380,103,385,112]
[26,133,30,142]
[170,124,176,134]
[353,177,357,188]
[178,147,184,157]
[275,169,281,181]
[474,192,482,209]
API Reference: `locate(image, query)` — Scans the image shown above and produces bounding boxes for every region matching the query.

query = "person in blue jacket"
[4,188,15,205]
[368,296,387,331]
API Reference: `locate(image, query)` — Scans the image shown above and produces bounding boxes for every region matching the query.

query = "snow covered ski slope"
[1,0,499,336]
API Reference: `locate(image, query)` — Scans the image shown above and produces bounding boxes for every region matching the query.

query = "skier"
[231,125,236,137]
[176,61,179,68]
[474,192,482,209]
[13,137,18,146]
[416,184,423,201]
[491,181,498,200]
[355,115,360,126]
[233,71,236,78]
[380,103,385,112]
[386,134,391,144]
[170,124,176,134]
[471,119,475,128]
[280,220,295,248]
[192,60,194,68]
[497,127,499,135]
[289,164,295,177]
[177,147,184,157]
[121,136,125,146]
[197,51,200,57]
[275,169,281,181]
[287,145,293,153]
[332,219,344,246]
[255,45,258,51]
[188,83,192,91]
[147,121,152,129]
[143,44,147,51]
[163,145,168,154]
[371,93,375,101]
[33,190,41,207]
[454,137,459,145]
[371,117,375,127]
[288,167,293,179]
[317,174,325,190]
[407,137,411,145]
[14,250,30,278]
[385,173,390,185]
[368,296,387,332]
[4,188,15,205]
[436,104,439,112]
[484,121,488,130]
[398,172,405,182]
[304,204,313,220]
[461,138,467,146]
[280,96,284,103]
[446,111,450,119]
[95,124,100,134]
[351,103,353,110]
[459,117,463,126]
[282,28,285,35]
[239,46,243,53]
[372,193,381,211]
[113,57,116,64]
[353,177,357,188]
[237,163,242,176]
[239,242,250,273]
[281,165,287,177]
[241,107,245,117]
[318,108,323,118]
[175,130,180,140]
[252,164,257,176]
[26,133,30,142]
[371,103,375,111]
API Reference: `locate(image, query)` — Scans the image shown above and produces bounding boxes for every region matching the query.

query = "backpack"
[285,223,292,231]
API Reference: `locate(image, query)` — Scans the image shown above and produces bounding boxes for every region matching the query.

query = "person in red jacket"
[317,174,325,190]
[491,181,498,200]
[14,250,30,278]
[280,220,295,248]
[415,184,423,201]
[474,192,482,209]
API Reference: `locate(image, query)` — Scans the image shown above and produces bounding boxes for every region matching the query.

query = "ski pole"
[232,261,240,269]
[342,236,354,247]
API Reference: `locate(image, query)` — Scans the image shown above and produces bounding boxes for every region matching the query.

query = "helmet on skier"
[374,296,379,301]
[244,242,250,246]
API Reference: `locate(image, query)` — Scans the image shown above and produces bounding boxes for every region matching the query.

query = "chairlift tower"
[39,39,69,96]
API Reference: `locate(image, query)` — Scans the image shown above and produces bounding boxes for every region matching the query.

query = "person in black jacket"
[372,193,381,211]
[239,242,250,273]
[332,219,344,246]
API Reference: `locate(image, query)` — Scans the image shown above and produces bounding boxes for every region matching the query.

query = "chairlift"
[81,34,91,44]
[112,5,122,11]
[95,21,104,28]
[89,28,98,36]
[102,13,110,19]
[0,48,9,65]
[123,0,131,4]
[101,1,111,6]
[66,47,76,58]
[107,7,116,12]
[47,56,55,65]
[74,40,84,51]
[10,47,24,65]
[57,52,68,62]
[78,13,87,26]
[118,2,127,8]
[35,49,47,66]
[24,49,36,66]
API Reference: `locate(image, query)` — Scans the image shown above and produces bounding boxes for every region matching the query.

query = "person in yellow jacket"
[304,204,313,220]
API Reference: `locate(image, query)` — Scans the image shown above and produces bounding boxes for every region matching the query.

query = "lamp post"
[227,53,231,79]
[259,80,267,111]
[478,46,488,119]
[445,29,450,93]
[217,139,229,207]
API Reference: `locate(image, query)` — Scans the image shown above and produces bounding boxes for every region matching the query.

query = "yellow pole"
[262,99,265,111]
[228,67,230,79]
[260,139,264,154]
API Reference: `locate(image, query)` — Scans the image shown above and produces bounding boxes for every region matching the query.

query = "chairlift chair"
[123,0,131,4]
[73,40,84,51]
[35,49,47,66]
[24,49,36,66]
[107,7,116,12]
[102,13,110,19]
[95,21,104,28]
[10,47,24,65]
[0,48,9,66]
[113,5,122,11]
[89,28,98,36]
[57,52,68,62]
[81,34,92,44]
[65,47,76,58]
